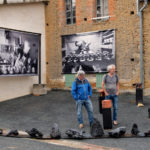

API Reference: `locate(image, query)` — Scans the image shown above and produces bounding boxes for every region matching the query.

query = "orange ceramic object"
[102,100,112,109]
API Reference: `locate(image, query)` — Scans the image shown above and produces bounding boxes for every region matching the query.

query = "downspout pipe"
[137,0,140,16]
[137,0,148,89]
[140,0,148,12]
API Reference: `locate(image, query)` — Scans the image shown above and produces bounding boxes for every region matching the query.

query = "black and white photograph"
[0,28,40,76]
[62,29,115,74]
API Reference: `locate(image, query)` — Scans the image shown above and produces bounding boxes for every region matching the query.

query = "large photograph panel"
[0,28,40,76]
[62,29,115,74]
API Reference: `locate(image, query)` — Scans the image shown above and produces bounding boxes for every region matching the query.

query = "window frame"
[96,0,108,19]
[65,0,76,25]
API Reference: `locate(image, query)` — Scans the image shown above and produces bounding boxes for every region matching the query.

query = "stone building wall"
[45,0,150,93]
[143,6,150,92]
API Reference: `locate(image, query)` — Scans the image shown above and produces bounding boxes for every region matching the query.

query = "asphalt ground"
[0,90,150,150]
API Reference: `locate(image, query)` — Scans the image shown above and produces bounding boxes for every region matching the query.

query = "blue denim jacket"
[71,78,92,101]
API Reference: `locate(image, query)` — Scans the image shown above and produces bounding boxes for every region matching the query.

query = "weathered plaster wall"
[0,3,46,101]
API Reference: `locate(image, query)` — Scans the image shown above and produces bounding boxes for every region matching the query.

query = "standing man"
[101,64,119,125]
[71,70,94,128]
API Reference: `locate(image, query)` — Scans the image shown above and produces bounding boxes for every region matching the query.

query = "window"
[96,0,108,18]
[65,0,76,25]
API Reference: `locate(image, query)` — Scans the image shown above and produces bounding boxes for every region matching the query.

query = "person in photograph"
[26,57,32,73]
[75,41,84,54]
[14,40,31,73]
[8,66,14,74]
[71,70,94,128]
[22,40,30,67]
[95,52,102,61]
[1,65,7,75]
[31,59,37,73]
[62,55,74,73]
[75,41,91,55]
[87,54,94,62]
[101,64,119,125]
[14,44,24,73]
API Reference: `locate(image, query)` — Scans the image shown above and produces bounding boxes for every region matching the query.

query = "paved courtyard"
[0,90,150,150]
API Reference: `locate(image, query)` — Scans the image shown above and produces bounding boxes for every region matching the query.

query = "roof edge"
[0,0,49,5]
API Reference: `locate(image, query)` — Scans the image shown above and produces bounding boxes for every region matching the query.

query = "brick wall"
[143,6,150,91]
[45,0,150,93]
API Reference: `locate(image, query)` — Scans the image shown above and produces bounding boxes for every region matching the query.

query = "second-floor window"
[96,0,108,18]
[65,0,76,25]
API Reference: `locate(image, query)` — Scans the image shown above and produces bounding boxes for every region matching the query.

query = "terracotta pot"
[102,100,112,109]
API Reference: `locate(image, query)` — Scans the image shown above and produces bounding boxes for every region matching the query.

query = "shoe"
[137,103,144,107]
[79,124,84,129]
[113,121,119,125]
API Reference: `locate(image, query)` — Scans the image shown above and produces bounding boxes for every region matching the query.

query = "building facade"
[45,0,150,95]
[0,0,150,101]
[0,0,48,101]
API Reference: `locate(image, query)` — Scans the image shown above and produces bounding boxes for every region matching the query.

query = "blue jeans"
[105,95,118,121]
[76,99,94,125]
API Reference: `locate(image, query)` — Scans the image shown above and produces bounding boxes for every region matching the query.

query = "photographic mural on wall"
[0,28,40,76]
[61,29,115,74]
